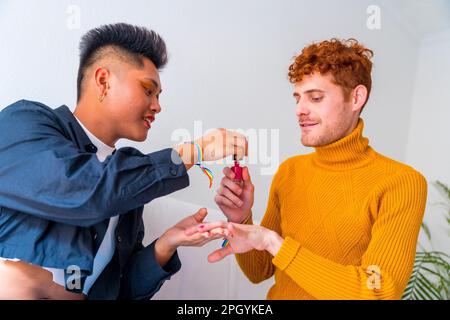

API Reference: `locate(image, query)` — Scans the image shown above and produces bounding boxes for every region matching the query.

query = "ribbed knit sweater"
[236,118,427,299]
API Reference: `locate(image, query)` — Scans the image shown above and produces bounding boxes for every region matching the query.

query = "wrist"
[192,140,203,164]
[156,232,177,256]
[154,234,177,268]
[240,210,253,224]
[175,142,198,170]
[228,210,252,223]
[264,230,283,256]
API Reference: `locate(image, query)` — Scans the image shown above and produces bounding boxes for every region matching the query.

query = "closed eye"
[142,86,161,100]
[144,89,152,96]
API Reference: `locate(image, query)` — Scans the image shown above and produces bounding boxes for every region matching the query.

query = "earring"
[98,92,106,102]
[98,84,109,102]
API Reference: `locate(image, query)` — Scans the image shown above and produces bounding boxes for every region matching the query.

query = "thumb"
[207,246,233,263]
[242,166,252,183]
[193,208,208,223]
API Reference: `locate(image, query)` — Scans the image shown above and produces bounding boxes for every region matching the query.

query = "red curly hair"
[288,38,373,108]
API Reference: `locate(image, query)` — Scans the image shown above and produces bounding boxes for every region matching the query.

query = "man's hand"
[185,222,284,262]
[175,129,248,169]
[155,208,230,267]
[197,128,247,162]
[215,166,254,223]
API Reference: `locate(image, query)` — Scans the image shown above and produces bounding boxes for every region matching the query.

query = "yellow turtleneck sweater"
[236,118,427,300]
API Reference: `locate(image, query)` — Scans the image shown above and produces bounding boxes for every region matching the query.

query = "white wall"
[406,29,450,254]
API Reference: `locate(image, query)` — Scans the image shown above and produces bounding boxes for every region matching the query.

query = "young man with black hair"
[0,23,244,300]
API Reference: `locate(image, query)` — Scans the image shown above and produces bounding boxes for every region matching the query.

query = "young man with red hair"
[189,38,427,300]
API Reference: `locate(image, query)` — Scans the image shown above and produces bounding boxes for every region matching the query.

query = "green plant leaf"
[403,180,450,300]
[421,222,431,241]
[417,273,441,300]
[404,251,449,299]
[435,181,450,200]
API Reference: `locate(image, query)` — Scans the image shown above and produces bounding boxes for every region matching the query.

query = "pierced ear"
[94,67,110,93]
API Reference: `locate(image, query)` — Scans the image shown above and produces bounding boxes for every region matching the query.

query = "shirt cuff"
[127,240,182,300]
[146,239,182,280]
[149,148,190,193]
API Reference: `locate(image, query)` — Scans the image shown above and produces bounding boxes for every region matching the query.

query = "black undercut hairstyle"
[76,23,168,101]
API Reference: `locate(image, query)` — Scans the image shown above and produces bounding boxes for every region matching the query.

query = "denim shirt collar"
[54,105,99,154]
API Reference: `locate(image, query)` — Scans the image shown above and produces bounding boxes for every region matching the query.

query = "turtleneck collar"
[312,118,376,171]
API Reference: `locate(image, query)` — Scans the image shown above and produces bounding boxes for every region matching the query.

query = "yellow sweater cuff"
[272,236,301,271]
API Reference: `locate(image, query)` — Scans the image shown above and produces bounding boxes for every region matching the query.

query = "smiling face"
[288,39,373,147]
[104,58,162,142]
[74,24,168,147]
[293,73,364,147]
[75,55,164,146]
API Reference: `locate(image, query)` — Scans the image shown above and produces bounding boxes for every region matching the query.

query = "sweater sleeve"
[272,170,427,300]
[234,166,283,284]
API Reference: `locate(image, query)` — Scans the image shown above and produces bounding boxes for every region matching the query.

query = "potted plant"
[403,181,450,300]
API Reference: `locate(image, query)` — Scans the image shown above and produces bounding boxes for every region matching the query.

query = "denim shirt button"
[170,167,177,176]
[85,143,97,153]
[117,235,122,243]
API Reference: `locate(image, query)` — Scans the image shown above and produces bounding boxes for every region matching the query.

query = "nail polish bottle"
[232,154,243,185]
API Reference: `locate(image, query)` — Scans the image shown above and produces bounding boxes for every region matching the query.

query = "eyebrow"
[293,89,325,97]
[143,77,163,94]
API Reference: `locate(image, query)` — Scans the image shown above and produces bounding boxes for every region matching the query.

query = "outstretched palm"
[207,223,269,262]
[163,208,227,248]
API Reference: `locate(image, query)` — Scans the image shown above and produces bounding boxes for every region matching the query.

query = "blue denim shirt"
[0,100,190,299]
